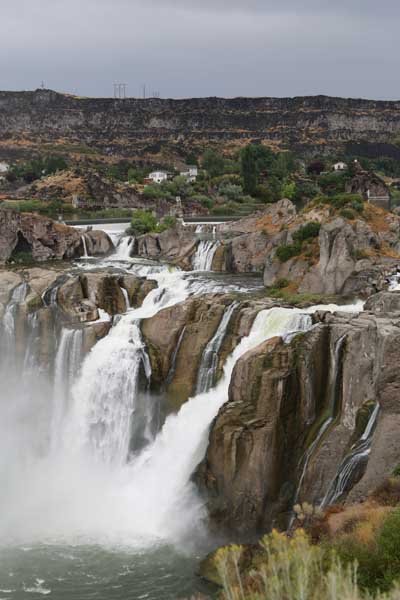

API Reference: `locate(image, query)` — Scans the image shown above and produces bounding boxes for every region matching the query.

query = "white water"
[195,302,237,394]
[192,240,220,271]
[81,235,90,258]
[114,236,135,260]
[51,328,83,451]
[321,402,380,507]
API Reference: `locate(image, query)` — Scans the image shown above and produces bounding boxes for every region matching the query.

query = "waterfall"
[120,286,130,311]
[195,302,237,394]
[114,236,134,260]
[321,402,380,507]
[192,240,219,271]
[166,326,187,384]
[290,333,347,515]
[68,270,191,465]
[110,307,315,544]
[51,328,83,451]
[81,235,90,258]
[1,282,29,353]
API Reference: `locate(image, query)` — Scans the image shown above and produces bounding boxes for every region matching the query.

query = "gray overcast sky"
[0,0,399,99]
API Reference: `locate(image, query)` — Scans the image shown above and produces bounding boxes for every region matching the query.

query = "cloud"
[0,0,398,99]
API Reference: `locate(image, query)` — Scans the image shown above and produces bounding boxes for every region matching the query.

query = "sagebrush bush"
[215,528,400,600]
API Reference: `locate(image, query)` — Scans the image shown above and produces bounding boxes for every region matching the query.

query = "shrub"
[191,195,213,209]
[377,508,400,585]
[292,221,321,243]
[371,478,400,507]
[275,278,290,289]
[157,216,176,232]
[340,208,356,220]
[129,210,158,235]
[276,241,302,262]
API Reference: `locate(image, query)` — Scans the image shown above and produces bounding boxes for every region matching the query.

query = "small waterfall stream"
[321,402,380,507]
[195,302,237,394]
[290,333,348,517]
[81,235,90,258]
[114,236,135,260]
[192,240,220,271]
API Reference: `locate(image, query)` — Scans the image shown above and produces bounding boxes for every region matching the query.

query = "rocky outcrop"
[141,295,273,412]
[197,303,400,537]
[56,272,157,321]
[2,90,400,160]
[136,227,199,268]
[261,206,400,296]
[0,208,113,263]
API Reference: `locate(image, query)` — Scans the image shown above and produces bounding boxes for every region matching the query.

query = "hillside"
[1,90,400,164]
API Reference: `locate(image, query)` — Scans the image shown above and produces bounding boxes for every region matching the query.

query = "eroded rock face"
[81,230,114,256]
[0,209,80,262]
[56,272,157,321]
[197,304,400,537]
[0,208,114,263]
[141,295,274,413]
[136,227,198,269]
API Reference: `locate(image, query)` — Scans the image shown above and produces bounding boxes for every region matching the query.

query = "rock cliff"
[1,90,400,160]
[196,303,400,536]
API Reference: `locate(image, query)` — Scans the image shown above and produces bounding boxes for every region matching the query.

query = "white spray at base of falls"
[192,240,220,271]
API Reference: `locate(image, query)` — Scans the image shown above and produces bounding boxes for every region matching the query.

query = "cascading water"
[321,402,380,507]
[120,285,130,311]
[1,282,29,358]
[81,234,90,258]
[51,328,83,451]
[68,270,191,466]
[195,301,237,394]
[191,240,220,271]
[114,236,135,260]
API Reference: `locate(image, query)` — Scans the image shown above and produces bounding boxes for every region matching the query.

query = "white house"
[333,162,348,172]
[180,165,198,182]
[148,170,169,184]
[0,162,9,173]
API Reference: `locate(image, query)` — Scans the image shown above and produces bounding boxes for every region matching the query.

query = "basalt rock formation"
[1,90,400,160]
[0,208,113,263]
[196,304,400,537]
[141,295,269,412]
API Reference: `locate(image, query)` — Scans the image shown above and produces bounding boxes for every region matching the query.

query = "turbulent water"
[0,245,364,599]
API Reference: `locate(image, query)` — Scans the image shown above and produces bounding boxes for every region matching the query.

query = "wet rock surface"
[196,303,400,536]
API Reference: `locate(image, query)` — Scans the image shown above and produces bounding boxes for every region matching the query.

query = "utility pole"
[113,83,127,99]
[142,84,146,99]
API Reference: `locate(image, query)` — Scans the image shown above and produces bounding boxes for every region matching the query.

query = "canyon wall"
[1,90,400,159]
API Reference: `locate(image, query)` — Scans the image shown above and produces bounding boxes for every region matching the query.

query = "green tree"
[240,144,274,195]
[202,149,225,178]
